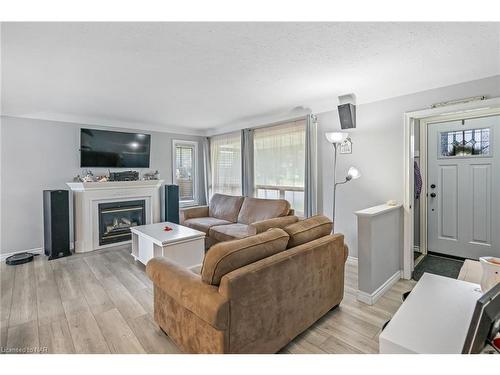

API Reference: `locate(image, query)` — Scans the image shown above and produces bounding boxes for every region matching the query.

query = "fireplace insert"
[98,200,145,246]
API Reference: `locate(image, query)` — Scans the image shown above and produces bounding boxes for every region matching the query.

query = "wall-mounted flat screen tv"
[80,128,151,168]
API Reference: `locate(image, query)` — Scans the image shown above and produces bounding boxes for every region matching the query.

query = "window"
[440,128,490,157]
[253,119,306,216]
[210,132,242,196]
[173,140,198,206]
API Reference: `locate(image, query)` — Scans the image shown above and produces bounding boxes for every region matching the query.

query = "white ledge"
[354,203,402,217]
[67,180,164,192]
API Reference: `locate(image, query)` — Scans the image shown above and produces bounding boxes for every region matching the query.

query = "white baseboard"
[357,270,402,305]
[0,242,75,261]
[0,247,44,261]
[347,255,358,264]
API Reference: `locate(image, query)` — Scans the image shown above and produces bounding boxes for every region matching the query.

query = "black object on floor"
[6,252,35,265]
[402,291,411,301]
[43,189,71,260]
[412,254,464,281]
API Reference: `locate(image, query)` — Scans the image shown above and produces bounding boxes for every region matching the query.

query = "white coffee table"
[130,222,205,270]
[379,273,483,353]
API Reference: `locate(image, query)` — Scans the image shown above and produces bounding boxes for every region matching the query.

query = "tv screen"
[80,129,151,168]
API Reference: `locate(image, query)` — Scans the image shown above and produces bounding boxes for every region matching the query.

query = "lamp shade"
[347,166,361,180]
[325,132,349,144]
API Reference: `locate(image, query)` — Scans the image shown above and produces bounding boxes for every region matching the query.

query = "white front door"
[427,115,500,259]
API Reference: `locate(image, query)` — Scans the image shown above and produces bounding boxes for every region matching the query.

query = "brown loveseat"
[180,193,299,248]
[146,215,348,354]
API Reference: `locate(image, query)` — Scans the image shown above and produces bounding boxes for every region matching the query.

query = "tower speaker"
[338,103,356,129]
[165,185,180,224]
[43,190,71,260]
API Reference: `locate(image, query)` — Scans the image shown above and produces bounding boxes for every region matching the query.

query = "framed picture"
[339,138,352,154]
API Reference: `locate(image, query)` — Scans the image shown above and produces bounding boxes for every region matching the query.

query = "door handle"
[430,184,436,189]
[430,193,436,198]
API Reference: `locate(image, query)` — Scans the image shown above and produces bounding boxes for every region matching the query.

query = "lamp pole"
[326,132,359,234]
[332,142,338,233]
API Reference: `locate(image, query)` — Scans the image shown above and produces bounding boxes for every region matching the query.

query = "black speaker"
[165,185,180,224]
[338,103,356,129]
[43,190,71,260]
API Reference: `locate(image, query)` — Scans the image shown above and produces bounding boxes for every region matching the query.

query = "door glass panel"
[440,128,490,157]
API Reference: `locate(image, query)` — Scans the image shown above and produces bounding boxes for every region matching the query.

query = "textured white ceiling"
[1,22,499,135]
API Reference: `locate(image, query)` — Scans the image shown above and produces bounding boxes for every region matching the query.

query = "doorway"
[426,115,499,260]
[403,98,500,280]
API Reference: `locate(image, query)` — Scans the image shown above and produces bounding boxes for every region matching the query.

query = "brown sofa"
[180,193,299,248]
[146,215,348,354]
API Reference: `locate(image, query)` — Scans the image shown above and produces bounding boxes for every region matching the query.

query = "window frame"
[438,127,492,159]
[172,139,198,207]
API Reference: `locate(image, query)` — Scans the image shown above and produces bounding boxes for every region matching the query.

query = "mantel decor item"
[109,170,139,181]
[325,131,361,232]
[142,170,160,180]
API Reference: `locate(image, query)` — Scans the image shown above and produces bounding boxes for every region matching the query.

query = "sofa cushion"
[283,215,333,248]
[201,228,289,286]
[209,223,255,243]
[184,217,233,234]
[209,194,245,223]
[237,197,290,225]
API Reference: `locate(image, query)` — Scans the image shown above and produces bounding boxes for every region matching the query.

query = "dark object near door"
[43,190,71,260]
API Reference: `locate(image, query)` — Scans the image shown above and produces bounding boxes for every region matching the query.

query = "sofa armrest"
[146,257,229,330]
[180,205,209,223]
[249,215,299,234]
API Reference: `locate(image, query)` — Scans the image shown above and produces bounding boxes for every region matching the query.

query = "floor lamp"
[325,132,361,232]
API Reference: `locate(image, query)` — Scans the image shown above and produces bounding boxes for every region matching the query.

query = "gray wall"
[317,75,500,257]
[0,116,206,254]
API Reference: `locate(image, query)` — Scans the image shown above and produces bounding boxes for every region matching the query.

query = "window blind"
[253,119,306,215]
[175,145,194,201]
[210,132,242,196]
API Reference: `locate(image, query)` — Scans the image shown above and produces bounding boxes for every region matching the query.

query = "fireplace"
[98,200,146,246]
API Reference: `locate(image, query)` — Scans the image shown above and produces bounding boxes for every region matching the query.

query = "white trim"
[354,203,402,217]
[419,119,428,255]
[347,255,358,264]
[0,242,75,261]
[172,139,199,207]
[356,270,402,305]
[403,97,500,280]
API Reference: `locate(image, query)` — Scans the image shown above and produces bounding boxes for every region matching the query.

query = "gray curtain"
[304,114,318,217]
[241,128,254,197]
[202,137,211,205]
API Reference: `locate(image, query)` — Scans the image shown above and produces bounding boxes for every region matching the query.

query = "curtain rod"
[210,113,311,139]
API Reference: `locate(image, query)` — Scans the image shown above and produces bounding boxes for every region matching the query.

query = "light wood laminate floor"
[0,246,416,354]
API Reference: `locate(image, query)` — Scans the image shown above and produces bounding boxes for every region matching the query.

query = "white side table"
[130,222,205,270]
[379,273,482,353]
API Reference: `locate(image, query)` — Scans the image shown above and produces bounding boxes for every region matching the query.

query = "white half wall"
[317,75,500,257]
[0,117,206,254]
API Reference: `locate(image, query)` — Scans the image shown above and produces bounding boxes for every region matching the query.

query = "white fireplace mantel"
[67,180,164,253]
